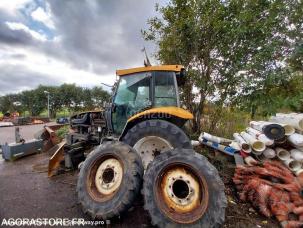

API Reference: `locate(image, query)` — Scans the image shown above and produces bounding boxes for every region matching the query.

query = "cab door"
[112,72,151,134]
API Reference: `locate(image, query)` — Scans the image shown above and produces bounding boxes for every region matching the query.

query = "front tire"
[143,148,226,227]
[77,142,143,220]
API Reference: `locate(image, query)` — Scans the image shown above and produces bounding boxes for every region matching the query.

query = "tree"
[91,86,110,107]
[144,0,303,132]
[21,90,46,116]
[0,94,22,114]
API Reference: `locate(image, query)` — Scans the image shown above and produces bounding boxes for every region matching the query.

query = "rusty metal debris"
[233,160,303,228]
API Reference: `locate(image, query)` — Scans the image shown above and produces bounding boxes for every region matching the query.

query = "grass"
[55,125,70,140]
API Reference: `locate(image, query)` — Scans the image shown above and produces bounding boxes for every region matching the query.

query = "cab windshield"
[112,71,179,134]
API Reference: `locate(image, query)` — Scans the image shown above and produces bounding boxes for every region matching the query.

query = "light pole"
[44,91,50,119]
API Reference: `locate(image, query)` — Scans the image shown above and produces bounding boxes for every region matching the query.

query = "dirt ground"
[0,124,280,227]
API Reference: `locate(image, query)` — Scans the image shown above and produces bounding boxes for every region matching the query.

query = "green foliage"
[144,0,303,132]
[0,94,21,114]
[55,125,70,140]
[0,84,110,118]
[201,106,251,138]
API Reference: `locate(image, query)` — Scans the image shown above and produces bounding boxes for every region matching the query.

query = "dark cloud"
[47,0,159,73]
[0,64,60,95]
[0,0,162,95]
[0,22,34,46]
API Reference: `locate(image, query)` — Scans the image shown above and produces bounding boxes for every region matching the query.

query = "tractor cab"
[111,65,186,134]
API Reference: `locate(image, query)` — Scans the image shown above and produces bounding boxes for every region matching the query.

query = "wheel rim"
[87,155,123,202]
[134,136,173,169]
[155,163,209,224]
[95,158,123,195]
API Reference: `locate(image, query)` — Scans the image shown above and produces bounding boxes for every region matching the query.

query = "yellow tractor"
[70,65,226,227]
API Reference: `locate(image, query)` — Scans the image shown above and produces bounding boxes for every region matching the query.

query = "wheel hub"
[95,158,123,195]
[134,136,173,169]
[161,167,201,213]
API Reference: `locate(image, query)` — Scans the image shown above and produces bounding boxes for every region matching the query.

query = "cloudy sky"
[0,0,164,95]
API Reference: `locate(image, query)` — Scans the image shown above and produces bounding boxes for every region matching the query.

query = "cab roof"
[116,65,184,76]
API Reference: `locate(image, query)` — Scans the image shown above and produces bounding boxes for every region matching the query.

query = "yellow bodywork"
[127,107,193,123]
[116,65,183,76]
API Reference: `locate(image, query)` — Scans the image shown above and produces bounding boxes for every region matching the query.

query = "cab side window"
[154,71,177,107]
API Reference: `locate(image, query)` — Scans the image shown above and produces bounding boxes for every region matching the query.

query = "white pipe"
[229,141,241,150]
[240,132,266,152]
[290,149,303,162]
[276,147,291,161]
[294,146,303,152]
[259,121,295,136]
[246,127,274,146]
[288,133,303,147]
[281,124,296,136]
[295,169,303,176]
[263,148,276,159]
[244,156,259,166]
[199,132,232,144]
[191,140,200,147]
[270,114,303,131]
[252,149,263,156]
[233,133,251,153]
[250,121,285,140]
[284,159,302,172]
[249,121,266,132]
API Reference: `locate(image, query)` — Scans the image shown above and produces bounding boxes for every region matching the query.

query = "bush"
[55,125,70,140]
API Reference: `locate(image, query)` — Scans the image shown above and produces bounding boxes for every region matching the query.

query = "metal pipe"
[284,159,302,172]
[249,121,285,140]
[199,132,232,144]
[233,133,251,153]
[288,133,303,147]
[290,149,303,162]
[240,132,266,152]
[276,147,291,161]
[246,127,274,146]
[270,113,303,131]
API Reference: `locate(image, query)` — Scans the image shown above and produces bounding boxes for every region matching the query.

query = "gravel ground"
[0,124,151,228]
[0,124,280,228]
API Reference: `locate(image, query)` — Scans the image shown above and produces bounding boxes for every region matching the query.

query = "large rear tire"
[77,142,144,220]
[143,148,226,227]
[122,119,192,169]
